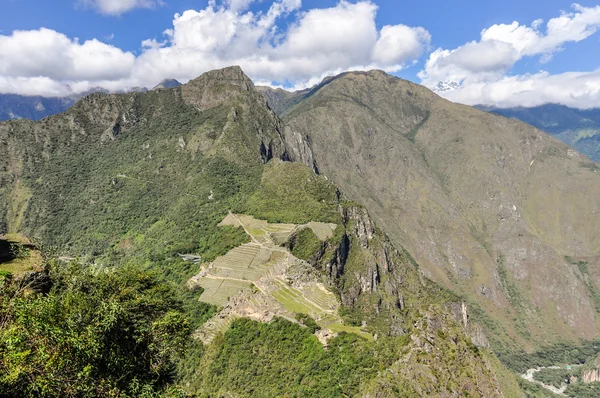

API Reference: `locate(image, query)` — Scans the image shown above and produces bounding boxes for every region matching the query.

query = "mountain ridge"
[271,68,600,353]
[0,66,526,396]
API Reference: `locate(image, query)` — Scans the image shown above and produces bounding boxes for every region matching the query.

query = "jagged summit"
[152,78,182,90]
[180,66,265,113]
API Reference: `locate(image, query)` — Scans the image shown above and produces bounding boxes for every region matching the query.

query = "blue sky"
[1,0,600,108]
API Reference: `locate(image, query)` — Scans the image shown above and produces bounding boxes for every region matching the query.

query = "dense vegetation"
[565,382,600,397]
[498,340,600,374]
[286,227,324,262]
[533,367,576,388]
[0,262,200,397]
[245,160,341,224]
[189,317,406,397]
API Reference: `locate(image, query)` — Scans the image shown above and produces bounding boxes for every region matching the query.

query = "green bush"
[9,242,30,259]
[566,382,600,398]
[191,317,403,397]
[294,313,321,333]
[499,341,600,373]
[245,161,341,224]
[287,227,324,263]
[0,262,192,397]
[533,368,573,388]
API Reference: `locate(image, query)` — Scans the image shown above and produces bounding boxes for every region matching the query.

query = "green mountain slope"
[478,104,600,162]
[0,67,521,396]
[272,70,600,355]
[0,66,287,269]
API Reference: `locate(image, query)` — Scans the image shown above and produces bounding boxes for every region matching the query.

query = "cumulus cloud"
[419,3,600,108]
[441,69,600,109]
[0,0,431,96]
[132,0,430,89]
[78,0,164,16]
[420,3,600,86]
[0,28,135,96]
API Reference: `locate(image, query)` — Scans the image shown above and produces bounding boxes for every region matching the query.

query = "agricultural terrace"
[189,213,371,343]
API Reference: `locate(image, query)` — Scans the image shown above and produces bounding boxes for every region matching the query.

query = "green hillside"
[0,67,527,397]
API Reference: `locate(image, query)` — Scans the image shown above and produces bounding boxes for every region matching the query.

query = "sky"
[1,0,600,108]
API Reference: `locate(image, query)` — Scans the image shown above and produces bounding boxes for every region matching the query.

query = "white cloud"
[0,0,430,96]
[441,69,600,109]
[0,28,135,96]
[373,25,431,66]
[132,0,430,89]
[419,3,600,108]
[78,0,164,16]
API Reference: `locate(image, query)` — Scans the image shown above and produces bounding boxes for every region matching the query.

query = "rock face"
[447,301,489,348]
[581,354,600,383]
[271,69,600,350]
[583,368,600,383]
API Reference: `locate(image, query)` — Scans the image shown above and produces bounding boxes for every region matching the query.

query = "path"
[520,365,582,396]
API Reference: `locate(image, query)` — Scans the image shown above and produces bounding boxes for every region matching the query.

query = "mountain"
[478,104,600,162]
[0,66,524,396]
[0,87,150,122]
[265,70,600,358]
[0,93,78,121]
[153,78,182,90]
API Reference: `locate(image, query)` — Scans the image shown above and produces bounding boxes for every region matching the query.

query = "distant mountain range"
[478,104,600,162]
[0,79,181,122]
[2,79,598,163]
[0,94,80,121]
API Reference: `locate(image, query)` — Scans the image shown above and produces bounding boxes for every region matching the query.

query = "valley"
[0,65,598,397]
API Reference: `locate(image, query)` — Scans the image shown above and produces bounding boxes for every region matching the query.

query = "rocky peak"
[186,66,254,92]
[181,66,263,112]
[152,78,182,90]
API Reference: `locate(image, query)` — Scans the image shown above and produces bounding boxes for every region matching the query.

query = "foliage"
[7,89,263,271]
[0,262,192,397]
[499,340,600,374]
[294,313,321,333]
[565,256,590,275]
[245,160,341,224]
[287,227,324,263]
[191,317,404,397]
[565,381,600,398]
[533,367,576,389]
[9,242,30,259]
